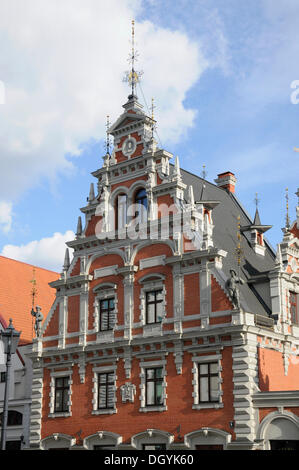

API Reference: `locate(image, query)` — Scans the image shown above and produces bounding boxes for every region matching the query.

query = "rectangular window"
[54,377,69,413]
[290,292,298,324]
[0,372,6,383]
[98,373,115,410]
[145,367,163,406]
[100,298,115,331]
[146,290,163,324]
[198,363,219,403]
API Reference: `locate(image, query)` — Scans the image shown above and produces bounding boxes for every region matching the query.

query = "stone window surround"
[93,283,118,342]
[138,274,167,327]
[139,358,167,413]
[184,428,231,450]
[131,429,174,450]
[92,364,117,415]
[191,354,223,410]
[48,368,73,418]
[83,431,122,450]
[40,433,76,450]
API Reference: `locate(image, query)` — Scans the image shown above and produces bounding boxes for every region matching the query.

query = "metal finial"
[201,165,207,180]
[29,267,37,308]
[254,192,260,209]
[235,215,243,267]
[151,97,156,138]
[123,19,143,95]
[285,187,290,229]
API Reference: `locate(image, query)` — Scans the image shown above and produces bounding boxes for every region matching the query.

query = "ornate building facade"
[27,92,299,451]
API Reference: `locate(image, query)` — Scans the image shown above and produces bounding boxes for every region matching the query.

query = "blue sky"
[0,0,298,271]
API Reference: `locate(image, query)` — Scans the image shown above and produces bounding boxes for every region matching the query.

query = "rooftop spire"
[63,248,70,272]
[123,19,143,98]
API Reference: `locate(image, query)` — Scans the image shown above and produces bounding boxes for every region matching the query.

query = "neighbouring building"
[0,256,58,449]
[27,90,299,451]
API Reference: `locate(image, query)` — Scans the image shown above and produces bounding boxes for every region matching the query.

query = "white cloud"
[0,201,13,233]
[0,0,209,200]
[1,230,75,272]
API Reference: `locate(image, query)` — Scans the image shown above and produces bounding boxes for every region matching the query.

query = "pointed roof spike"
[275,244,282,266]
[76,216,83,237]
[173,156,181,178]
[88,183,95,203]
[253,208,262,226]
[200,182,207,201]
[63,248,70,271]
[195,182,220,210]
[188,185,194,206]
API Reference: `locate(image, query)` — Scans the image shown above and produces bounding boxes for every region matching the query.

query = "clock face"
[122,136,137,157]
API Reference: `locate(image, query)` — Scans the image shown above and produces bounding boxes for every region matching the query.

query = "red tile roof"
[0,256,58,345]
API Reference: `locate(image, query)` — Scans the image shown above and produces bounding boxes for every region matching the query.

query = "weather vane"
[30,267,37,308]
[254,192,260,209]
[201,165,207,180]
[151,97,156,138]
[235,215,243,268]
[29,268,43,338]
[123,19,143,96]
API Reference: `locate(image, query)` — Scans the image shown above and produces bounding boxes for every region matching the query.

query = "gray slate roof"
[178,166,276,317]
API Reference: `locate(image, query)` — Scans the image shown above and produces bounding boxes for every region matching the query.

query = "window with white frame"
[92,365,117,415]
[145,367,163,406]
[98,372,115,410]
[192,354,223,410]
[139,275,166,326]
[48,369,73,418]
[290,292,298,325]
[139,359,167,412]
[99,298,116,331]
[93,284,118,338]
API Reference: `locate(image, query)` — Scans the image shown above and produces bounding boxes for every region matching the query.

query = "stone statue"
[225,269,245,310]
[31,305,43,338]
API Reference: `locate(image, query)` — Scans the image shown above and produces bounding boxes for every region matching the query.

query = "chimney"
[214,172,237,193]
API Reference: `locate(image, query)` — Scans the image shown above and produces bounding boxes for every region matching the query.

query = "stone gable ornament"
[31,305,43,338]
[120,382,136,403]
[225,269,245,310]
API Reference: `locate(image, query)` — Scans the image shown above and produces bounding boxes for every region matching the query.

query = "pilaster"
[29,359,43,449]
[232,332,259,443]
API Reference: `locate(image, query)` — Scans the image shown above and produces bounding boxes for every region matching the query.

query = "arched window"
[135,188,147,223]
[0,410,23,426]
[115,193,127,230]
